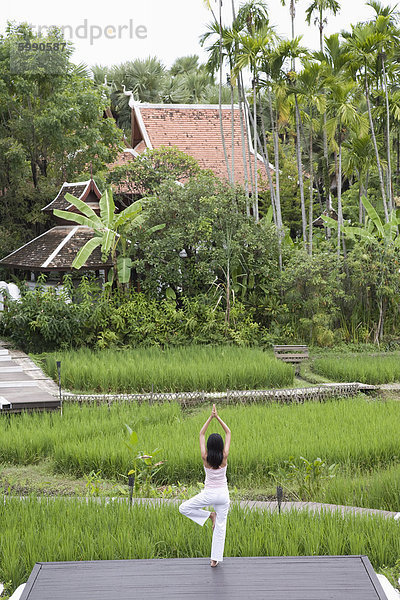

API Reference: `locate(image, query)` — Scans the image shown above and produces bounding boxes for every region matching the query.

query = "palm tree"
[343,22,390,222]
[201,13,234,185]
[108,58,166,132]
[313,33,349,229]
[170,55,201,76]
[295,61,326,254]
[326,80,368,257]
[305,0,341,52]
[232,0,273,212]
[305,1,341,219]
[341,134,376,223]
[233,25,276,221]
[278,38,309,245]
[367,1,400,214]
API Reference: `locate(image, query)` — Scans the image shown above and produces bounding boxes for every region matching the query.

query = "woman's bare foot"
[210,560,219,567]
[209,511,216,531]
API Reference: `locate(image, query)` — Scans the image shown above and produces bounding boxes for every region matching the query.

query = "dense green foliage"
[1,498,399,594]
[41,346,294,393]
[0,280,264,352]
[312,353,400,384]
[0,276,111,352]
[0,24,122,261]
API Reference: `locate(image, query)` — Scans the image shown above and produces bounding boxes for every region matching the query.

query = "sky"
[1,0,399,70]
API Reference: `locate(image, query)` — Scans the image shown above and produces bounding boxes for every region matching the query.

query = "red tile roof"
[112,104,270,187]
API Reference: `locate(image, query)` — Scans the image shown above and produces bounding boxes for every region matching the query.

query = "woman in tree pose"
[179,403,231,567]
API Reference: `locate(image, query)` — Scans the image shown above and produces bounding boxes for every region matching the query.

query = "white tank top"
[204,464,228,489]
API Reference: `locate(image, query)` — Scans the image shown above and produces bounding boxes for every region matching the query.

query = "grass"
[37,346,294,393]
[312,353,400,384]
[0,399,399,509]
[322,463,400,511]
[0,498,399,594]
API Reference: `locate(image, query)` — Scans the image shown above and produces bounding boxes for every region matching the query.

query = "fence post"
[56,361,62,417]
[277,486,283,514]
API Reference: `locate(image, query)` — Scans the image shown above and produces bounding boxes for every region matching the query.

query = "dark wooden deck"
[19,556,387,599]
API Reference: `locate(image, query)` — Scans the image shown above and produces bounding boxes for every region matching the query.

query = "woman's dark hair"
[207,433,224,469]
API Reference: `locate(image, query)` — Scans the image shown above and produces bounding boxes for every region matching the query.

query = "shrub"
[0,275,111,352]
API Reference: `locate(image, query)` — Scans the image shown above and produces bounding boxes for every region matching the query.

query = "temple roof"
[0,226,112,271]
[42,179,102,213]
[113,103,271,187]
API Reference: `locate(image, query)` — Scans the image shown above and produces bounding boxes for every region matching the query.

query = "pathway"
[0,340,59,412]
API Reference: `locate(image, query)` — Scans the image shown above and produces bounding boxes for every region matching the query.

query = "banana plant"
[322,195,400,246]
[54,187,163,285]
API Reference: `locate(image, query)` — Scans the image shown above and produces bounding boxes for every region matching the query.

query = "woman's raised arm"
[199,410,214,460]
[213,405,231,459]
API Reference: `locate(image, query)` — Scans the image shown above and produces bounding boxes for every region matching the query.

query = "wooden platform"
[19,556,387,599]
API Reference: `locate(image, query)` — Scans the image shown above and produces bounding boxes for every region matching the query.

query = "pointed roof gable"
[124,103,270,186]
[42,179,102,213]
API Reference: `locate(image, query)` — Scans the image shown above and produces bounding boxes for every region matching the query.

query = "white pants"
[179,487,230,562]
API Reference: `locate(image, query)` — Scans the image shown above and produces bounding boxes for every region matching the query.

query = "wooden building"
[0,179,113,282]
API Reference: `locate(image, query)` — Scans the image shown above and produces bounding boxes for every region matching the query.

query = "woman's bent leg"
[210,493,230,563]
[179,490,211,527]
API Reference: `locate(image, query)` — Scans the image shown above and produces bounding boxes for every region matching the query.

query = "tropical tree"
[326,80,368,257]
[278,38,309,245]
[294,61,326,254]
[107,58,166,132]
[313,33,349,227]
[326,196,400,341]
[343,22,390,221]
[0,23,121,248]
[305,0,341,52]
[341,134,376,223]
[367,1,400,214]
[306,0,341,220]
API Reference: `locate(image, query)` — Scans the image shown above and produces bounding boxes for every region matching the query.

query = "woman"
[179,403,231,567]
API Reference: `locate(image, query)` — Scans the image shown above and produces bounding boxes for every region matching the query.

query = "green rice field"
[312,353,400,384]
[39,346,294,393]
[0,498,399,593]
[0,399,399,509]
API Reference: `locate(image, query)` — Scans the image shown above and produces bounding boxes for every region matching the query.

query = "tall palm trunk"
[294,95,307,244]
[258,93,277,220]
[242,84,256,206]
[218,1,232,185]
[288,0,306,243]
[267,87,283,231]
[364,72,389,222]
[382,57,393,214]
[320,24,332,236]
[253,75,259,222]
[237,75,251,216]
[336,132,343,260]
[358,169,364,225]
[309,122,314,256]
[230,77,235,184]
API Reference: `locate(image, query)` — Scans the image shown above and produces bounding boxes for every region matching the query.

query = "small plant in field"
[123,424,165,497]
[83,470,104,497]
[0,581,13,599]
[270,456,338,501]
[137,450,164,496]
